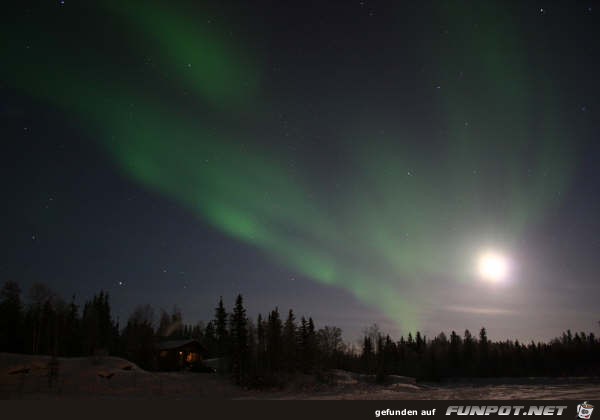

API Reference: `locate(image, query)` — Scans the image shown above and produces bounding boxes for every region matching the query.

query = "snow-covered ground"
[2,353,599,399]
[254,383,600,400]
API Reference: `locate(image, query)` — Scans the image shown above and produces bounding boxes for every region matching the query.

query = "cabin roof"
[156,339,205,351]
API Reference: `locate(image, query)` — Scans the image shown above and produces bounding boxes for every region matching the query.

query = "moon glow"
[477,251,510,283]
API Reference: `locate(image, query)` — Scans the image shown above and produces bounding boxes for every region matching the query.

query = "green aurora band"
[2,2,575,332]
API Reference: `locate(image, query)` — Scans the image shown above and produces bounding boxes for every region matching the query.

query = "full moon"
[477,251,510,283]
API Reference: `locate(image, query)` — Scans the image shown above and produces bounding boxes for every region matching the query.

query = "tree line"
[0,280,598,386]
[349,324,600,381]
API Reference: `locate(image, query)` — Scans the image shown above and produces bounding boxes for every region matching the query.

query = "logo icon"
[577,402,594,420]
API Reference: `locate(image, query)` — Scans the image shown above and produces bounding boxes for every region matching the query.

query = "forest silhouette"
[0,280,598,387]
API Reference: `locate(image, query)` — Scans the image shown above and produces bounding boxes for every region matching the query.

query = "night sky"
[2,1,599,343]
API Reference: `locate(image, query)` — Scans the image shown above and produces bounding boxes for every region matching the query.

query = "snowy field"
[256,383,600,400]
[2,353,599,400]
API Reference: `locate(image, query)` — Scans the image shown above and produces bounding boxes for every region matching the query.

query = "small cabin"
[156,339,208,371]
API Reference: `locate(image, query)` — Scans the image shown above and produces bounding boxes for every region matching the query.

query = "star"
[118,281,124,286]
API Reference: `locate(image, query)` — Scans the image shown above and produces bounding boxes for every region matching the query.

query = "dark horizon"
[2,1,600,345]
[2,279,599,386]
[3,279,598,346]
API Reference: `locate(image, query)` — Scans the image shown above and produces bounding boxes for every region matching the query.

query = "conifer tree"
[214,296,229,372]
[230,294,248,384]
[282,309,297,371]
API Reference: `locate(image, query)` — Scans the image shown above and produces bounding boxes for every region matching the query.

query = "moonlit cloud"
[444,306,517,316]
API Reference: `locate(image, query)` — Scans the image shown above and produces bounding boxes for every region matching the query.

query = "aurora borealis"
[2,1,599,341]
